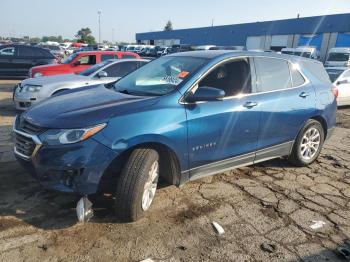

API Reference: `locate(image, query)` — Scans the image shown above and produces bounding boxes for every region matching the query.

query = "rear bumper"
[15,138,117,195]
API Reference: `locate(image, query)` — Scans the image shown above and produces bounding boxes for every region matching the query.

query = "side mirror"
[337,79,349,85]
[73,60,81,66]
[97,71,108,78]
[185,86,225,103]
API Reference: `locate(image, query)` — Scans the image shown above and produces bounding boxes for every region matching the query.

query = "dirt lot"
[1,80,350,262]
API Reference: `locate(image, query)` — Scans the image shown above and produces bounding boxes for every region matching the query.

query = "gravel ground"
[1,80,350,262]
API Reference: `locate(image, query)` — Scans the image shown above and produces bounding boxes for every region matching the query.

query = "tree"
[75,28,96,44]
[164,21,173,31]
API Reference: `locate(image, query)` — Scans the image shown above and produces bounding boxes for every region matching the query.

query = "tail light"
[332,85,339,98]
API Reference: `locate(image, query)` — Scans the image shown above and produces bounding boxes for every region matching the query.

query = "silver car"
[14,59,149,110]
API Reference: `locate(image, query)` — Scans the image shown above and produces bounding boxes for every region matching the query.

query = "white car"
[14,59,149,110]
[281,46,319,60]
[325,47,350,68]
[326,67,350,106]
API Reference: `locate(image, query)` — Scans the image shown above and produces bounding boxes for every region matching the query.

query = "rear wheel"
[288,119,324,166]
[114,148,159,222]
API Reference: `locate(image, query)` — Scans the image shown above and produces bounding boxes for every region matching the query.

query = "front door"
[185,58,260,179]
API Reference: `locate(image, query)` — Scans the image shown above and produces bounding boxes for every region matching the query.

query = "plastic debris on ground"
[309,220,326,230]
[139,259,154,262]
[212,221,225,235]
[76,196,94,222]
[260,243,277,253]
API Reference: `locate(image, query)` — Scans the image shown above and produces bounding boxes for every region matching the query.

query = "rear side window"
[31,47,54,58]
[18,46,35,57]
[254,58,292,92]
[300,61,331,84]
[104,61,138,78]
[122,54,137,59]
[343,70,350,78]
[101,54,118,61]
[290,65,306,87]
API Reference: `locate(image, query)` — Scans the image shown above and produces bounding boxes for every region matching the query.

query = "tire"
[114,148,159,222]
[288,119,325,167]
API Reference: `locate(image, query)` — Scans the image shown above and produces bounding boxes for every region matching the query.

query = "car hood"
[22,85,159,129]
[22,74,88,86]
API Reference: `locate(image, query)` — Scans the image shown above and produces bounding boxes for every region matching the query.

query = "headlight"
[21,85,41,93]
[39,123,107,145]
[34,72,43,78]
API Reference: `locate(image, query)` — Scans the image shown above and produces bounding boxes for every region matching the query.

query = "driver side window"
[198,58,253,97]
[76,55,96,65]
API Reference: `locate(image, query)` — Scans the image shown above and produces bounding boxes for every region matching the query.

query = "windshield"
[114,56,208,96]
[281,51,294,55]
[327,52,350,62]
[326,69,344,82]
[62,53,78,64]
[79,60,113,76]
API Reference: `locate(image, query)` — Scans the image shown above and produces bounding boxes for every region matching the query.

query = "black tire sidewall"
[115,149,159,222]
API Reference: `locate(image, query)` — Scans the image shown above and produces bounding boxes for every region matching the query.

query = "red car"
[29,51,140,78]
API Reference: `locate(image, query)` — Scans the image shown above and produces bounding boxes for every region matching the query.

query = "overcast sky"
[1,0,350,42]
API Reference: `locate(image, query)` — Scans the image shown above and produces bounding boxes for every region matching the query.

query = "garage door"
[336,33,350,47]
[298,34,323,50]
[246,36,262,50]
[271,35,289,47]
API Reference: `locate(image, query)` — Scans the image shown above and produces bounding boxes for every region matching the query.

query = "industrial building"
[136,13,350,61]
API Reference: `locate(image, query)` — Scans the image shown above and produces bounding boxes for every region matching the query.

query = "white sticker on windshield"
[162,76,182,85]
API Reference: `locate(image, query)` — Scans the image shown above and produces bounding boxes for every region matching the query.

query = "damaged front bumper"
[15,132,117,195]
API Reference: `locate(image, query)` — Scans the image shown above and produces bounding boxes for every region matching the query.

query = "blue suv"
[13,51,337,222]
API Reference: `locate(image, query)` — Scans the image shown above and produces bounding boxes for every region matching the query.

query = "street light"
[98,11,101,45]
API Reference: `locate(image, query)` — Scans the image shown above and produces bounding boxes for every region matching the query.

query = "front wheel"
[114,148,159,222]
[288,119,325,167]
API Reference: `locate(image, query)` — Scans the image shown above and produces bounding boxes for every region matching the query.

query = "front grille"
[15,133,36,158]
[16,116,46,135]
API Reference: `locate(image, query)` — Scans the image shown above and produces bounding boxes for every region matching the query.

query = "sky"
[1,0,350,43]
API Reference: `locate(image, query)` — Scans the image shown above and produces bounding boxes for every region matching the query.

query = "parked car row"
[14,59,149,110]
[11,50,338,222]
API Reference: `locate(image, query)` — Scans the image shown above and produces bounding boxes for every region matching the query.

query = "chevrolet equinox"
[13,51,337,222]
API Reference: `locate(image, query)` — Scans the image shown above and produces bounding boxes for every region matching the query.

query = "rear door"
[0,46,17,76]
[16,46,40,76]
[252,57,316,161]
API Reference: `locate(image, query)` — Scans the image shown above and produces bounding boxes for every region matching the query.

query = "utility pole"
[112,28,115,43]
[98,11,101,45]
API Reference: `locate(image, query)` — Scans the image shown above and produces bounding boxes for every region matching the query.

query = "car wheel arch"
[97,142,182,194]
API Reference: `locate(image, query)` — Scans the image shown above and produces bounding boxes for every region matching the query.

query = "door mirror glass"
[97,71,108,78]
[186,86,225,102]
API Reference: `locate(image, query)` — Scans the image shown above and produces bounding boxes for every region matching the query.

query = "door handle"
[299,92,310,98]
[243,101,258,108]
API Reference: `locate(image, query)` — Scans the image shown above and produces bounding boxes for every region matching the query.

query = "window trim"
[179,55,310,105]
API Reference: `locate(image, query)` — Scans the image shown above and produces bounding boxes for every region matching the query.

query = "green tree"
[164,20,173,31]
[75,28,96,44]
